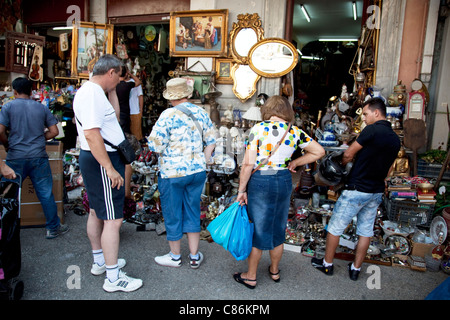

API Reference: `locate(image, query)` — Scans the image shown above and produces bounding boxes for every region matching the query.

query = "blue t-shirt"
[0,98,58,160]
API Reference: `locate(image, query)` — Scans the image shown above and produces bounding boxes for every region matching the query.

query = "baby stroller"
[0,175,24,300]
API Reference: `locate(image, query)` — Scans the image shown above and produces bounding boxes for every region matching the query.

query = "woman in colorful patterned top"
[233,95,325,289]
[147,78,217,269]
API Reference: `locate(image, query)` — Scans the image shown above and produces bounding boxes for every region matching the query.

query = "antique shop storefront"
[1,0,449,279]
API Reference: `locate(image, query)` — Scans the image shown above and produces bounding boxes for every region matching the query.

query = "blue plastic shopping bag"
[228,205,254,261]
[207,202,239,251]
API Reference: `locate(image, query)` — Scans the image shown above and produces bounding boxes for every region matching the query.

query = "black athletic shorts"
[79,150,125,220]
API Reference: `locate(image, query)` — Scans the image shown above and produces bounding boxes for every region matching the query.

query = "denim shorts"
[327,190,383,238]
[158,171,206,241]
[247,169,292,250]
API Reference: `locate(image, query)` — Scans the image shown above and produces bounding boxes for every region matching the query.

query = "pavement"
[8,187,449,313]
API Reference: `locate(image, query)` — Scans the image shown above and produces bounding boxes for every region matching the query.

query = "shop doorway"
[290,0,363,119]
[296,40,358,110]
[113,23,180,137]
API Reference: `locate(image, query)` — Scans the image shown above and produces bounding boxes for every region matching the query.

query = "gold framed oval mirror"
[231,63,261,103]
[248,38,299,78]
[229,13,264,65]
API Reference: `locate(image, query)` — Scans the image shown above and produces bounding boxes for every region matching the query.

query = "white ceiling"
[292,0,364,47]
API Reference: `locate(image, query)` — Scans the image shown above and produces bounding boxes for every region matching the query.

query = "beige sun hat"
[162,78,194,100]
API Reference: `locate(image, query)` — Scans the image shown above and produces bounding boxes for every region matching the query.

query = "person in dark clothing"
[115,66,141,134]
[312,97,401,281]
[113,66,141,200]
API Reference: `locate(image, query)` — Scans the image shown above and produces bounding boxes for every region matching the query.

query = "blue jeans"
[158,171,206,241]
[6,157,60,231]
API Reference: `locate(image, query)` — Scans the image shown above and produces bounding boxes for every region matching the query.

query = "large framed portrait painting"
[169,9,228,57]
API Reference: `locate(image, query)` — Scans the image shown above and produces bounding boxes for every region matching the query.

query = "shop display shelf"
[417,159,450,180]
[384,197,435,228]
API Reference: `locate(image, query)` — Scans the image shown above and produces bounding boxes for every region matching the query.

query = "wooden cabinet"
[5,31,45,75]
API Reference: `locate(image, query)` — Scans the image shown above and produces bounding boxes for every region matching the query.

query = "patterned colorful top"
[247,121,312,171]
[147,101,217,179]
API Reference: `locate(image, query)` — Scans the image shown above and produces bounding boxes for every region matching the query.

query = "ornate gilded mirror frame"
[229,13,264,65]
[231,63,261,103]
[248,38,299,78]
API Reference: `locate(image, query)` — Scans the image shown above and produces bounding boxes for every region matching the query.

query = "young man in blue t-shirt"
[0,77,68,239]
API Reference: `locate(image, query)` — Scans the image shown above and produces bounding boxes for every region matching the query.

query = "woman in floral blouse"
[147,78,217,269]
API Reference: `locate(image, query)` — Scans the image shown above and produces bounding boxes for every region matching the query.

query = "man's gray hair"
[92,54,122,76]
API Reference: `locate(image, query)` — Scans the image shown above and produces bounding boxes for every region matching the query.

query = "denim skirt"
[247,169,292,250]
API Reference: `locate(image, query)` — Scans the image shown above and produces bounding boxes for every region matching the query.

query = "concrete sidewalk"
[16,200,448,303]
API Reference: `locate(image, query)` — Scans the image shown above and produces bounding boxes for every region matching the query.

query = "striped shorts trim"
[79,150,125,220]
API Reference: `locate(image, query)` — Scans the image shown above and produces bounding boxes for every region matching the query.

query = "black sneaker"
[347,263,360,281]
[311,257,334,275]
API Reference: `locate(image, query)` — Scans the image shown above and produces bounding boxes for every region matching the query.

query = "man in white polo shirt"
[73,54,143,293]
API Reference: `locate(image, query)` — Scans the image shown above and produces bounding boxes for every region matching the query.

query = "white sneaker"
[91,258,127,276]
[103,270,143,292]
[154,253,182,267]
[189,252,204,269]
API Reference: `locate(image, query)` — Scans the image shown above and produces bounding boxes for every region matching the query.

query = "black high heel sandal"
[268,266,280,282]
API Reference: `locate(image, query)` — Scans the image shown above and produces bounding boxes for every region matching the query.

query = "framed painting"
[71,22,114,78]
[215,58,233,84]
[169,9,228,57]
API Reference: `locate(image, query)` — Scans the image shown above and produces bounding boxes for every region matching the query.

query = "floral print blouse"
[147,102,217,179]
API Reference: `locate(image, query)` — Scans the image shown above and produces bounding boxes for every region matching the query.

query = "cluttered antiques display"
[8,7,446,276]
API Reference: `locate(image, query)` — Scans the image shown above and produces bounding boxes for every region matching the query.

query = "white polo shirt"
[73,81,125,152]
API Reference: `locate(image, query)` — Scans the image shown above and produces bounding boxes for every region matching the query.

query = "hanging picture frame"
[215,57,233,84]
[71,22,114,78]
[169,9,228,57]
